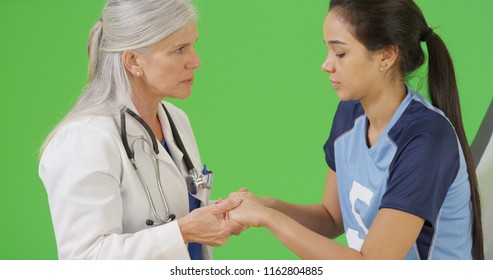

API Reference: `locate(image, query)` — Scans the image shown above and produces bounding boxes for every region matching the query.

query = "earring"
[380,63,389,71]
[136,71,141,76]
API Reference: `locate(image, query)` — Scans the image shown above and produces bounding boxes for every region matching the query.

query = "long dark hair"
[328,0,484,259]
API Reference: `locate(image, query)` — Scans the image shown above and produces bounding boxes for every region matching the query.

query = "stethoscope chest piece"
[187,168,212,195]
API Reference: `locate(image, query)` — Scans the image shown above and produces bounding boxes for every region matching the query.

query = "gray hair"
[41,0,197,152]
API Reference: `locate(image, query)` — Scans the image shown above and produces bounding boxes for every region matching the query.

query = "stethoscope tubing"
[129,139,173,225]
[121,106,175,225]
[120,104,209,226]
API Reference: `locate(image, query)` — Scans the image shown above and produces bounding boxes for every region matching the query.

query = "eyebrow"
[324,39,347,45]
[171,38,199,48]
[173,42,191,48]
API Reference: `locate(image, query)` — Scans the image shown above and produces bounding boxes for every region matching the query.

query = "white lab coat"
[39,101,212,259]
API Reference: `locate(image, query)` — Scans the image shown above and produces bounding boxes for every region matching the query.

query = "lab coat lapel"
[158,103,210,205]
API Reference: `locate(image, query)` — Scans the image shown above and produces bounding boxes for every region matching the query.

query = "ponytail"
[87,19,104,80]
[425,32,484,260]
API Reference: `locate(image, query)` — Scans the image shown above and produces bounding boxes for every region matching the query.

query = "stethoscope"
[120,103,211,226]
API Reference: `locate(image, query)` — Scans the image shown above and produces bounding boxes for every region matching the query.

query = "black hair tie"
[421,27,434,42]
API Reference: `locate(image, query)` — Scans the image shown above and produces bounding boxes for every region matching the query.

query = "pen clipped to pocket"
[202,164,213,189]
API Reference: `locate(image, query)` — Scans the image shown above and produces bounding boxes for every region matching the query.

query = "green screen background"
[0,0,492,260]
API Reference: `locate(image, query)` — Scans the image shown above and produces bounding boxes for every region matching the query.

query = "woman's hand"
[228,194,270,228]
[177,197,245,246]
[228,188,274,208]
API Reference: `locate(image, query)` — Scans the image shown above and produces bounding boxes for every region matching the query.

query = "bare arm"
[230,169,425,259]
[254,169,343,238]
[255,206,424,259]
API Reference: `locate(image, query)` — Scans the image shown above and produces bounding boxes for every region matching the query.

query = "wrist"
[177,217,191,244]
[261,196,277,208]
[258,205,276,228]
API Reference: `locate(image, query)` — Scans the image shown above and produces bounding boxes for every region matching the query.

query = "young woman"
[39,0,244,259]
[229,0,484,260]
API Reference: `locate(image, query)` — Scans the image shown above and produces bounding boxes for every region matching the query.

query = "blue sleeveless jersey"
[324,87,473,259]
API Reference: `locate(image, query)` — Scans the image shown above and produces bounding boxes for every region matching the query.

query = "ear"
[378,45,398,71]
[122,51,144,77]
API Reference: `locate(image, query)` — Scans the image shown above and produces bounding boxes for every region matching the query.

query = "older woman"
[39,0,243,260]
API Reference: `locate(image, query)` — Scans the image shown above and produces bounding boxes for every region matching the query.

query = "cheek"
[148,64,175,84]
[340,60,364,86]
[351,59,379,87]
[336,61,375,100]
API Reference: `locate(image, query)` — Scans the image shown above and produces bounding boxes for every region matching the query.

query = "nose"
[321,57,335,73]
[187,49,201,70]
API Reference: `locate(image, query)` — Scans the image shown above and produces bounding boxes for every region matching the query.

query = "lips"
[330,79,340,89]
[181,77,194,85]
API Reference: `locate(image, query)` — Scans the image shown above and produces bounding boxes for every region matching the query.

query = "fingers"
[213,197,242,215]
[228,189,249,201]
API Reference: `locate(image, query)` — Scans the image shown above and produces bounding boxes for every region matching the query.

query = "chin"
[177,94,191,100]
[336,91,350,101]
[336,90,359,102]
[173,90,192,100]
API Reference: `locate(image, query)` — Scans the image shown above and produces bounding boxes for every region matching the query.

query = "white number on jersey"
[347,181,374,251]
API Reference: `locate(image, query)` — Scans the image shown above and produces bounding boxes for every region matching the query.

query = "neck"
[132,92,164,142]
[361,83,407,146]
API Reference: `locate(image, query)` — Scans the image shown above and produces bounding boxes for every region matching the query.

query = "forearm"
[261,208,362,260]
[266,198,343,238]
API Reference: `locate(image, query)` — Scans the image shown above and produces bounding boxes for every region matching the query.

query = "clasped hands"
[178,188,267,247]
